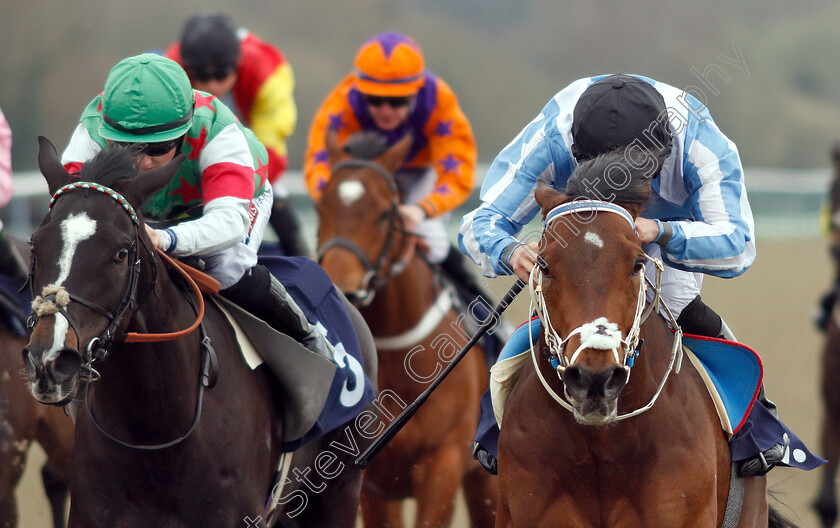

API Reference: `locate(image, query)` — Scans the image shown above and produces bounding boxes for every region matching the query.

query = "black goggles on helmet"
[363,95,414,108]
[115,136,185,157]
[189,65,236,83]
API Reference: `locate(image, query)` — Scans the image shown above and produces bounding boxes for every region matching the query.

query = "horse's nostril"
[50,348,82,379]
[604,366,629,399]
[563,365,588,399]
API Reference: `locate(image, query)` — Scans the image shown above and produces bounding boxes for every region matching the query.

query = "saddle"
[164,255,375,451]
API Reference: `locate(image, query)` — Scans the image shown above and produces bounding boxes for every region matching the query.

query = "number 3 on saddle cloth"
[250,255,376,452]
[475,317,824,473]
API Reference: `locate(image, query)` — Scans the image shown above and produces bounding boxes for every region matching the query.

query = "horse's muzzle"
[21,346,81,405]
[563,364,629,424]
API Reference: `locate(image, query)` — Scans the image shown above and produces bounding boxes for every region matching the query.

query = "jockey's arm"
[248,59,297,184]
[303,77,358,202]
[0,107,12,208]
[154,197,250,256]
[415,81,476,218]
[653,123,755,279]
[459,120,569,278]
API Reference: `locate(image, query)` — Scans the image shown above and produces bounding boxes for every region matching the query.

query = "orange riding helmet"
[353,32,426,97]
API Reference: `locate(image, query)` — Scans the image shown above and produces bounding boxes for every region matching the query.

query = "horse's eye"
[633,258,645,276]
[114,248,129,263]
[538,259,551,279]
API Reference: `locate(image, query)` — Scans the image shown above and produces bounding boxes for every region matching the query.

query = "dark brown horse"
[21,137,372,528]
[316,132,497,527]
[813,143,840,527]
[495,151,784,527]
[0,321,73,528]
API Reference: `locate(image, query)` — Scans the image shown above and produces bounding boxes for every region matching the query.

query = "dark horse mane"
[560,147,659,209]
[77,146,139,187]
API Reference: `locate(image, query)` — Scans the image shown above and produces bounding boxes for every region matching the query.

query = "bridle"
[528,199,684,421]
[26,181,216,449]
[316,159,417,305]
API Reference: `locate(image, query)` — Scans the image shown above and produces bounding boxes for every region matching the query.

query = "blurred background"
[3,1,840,527]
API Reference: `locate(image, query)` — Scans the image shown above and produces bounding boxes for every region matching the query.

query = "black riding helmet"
[179,12,241,73]
[571,74,673,164]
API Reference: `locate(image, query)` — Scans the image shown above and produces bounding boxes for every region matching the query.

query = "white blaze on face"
[337,180,365,206]
[584,231,604,249]
[44,212,97,359]
[57,213,97,286]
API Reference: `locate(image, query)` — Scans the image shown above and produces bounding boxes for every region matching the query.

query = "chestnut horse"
[496,151,787,527]
[0,320,73,528]
[813,143,840,527]
[316,133,497,527]
[21,138,371,527]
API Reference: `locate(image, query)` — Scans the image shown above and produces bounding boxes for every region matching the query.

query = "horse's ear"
[325,129,349,166]
[119,155,185,209]
[534,179,569,217]
[375,133,412,174]
[37,136,74,195]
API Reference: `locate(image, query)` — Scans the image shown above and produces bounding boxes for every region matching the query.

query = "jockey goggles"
[115,136,185,157]
[364,95,414,108]
[189,65,236,83]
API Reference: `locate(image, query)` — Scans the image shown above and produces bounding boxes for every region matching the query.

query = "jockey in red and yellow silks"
[166,28,295,182]
[304,32,477,268]
[165,12,308,257]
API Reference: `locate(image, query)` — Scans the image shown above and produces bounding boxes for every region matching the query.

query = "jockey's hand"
[634,217,660,243]
[510,242,541,283]
[398,204,427,233]
[144,224,162,249]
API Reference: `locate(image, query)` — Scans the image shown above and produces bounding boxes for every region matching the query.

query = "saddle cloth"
[489,319,762,435]
[487,318,824,471]
[212,256,375,452]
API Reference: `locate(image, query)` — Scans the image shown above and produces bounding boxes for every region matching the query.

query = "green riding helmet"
[99,53,195,143]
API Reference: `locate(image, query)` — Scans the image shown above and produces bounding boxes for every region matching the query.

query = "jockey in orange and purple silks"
[304,32,493,306]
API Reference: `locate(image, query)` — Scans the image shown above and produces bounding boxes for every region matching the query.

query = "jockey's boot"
[0,228,27,284]
[269,197,311,258]
[222,265,334,361]
[677,294,785,477]
[440,246,513,341]
[814,287,837,332]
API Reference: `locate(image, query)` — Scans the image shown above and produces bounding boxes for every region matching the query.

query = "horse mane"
[343,131,390,160]
[562,147,657,208]
[78,146,139,187]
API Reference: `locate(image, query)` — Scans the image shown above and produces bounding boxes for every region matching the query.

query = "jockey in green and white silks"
[62,55,271,290]
[61,53,334,361]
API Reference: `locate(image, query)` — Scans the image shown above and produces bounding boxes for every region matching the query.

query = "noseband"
[316,159,417,305]
[528,199,684,420]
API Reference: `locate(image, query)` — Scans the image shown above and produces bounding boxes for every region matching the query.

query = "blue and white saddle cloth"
[259,256,376,452]
[476,317,824,472]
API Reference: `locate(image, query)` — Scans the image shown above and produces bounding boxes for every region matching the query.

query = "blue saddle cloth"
[259,256,376,451]
[0,273,29,336]
[476,318,824,473]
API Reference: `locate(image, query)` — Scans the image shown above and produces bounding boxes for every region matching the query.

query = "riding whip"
[356,278,525,468]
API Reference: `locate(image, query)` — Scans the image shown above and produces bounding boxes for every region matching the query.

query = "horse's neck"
[361,254,440,336]
[91,261,203,425]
